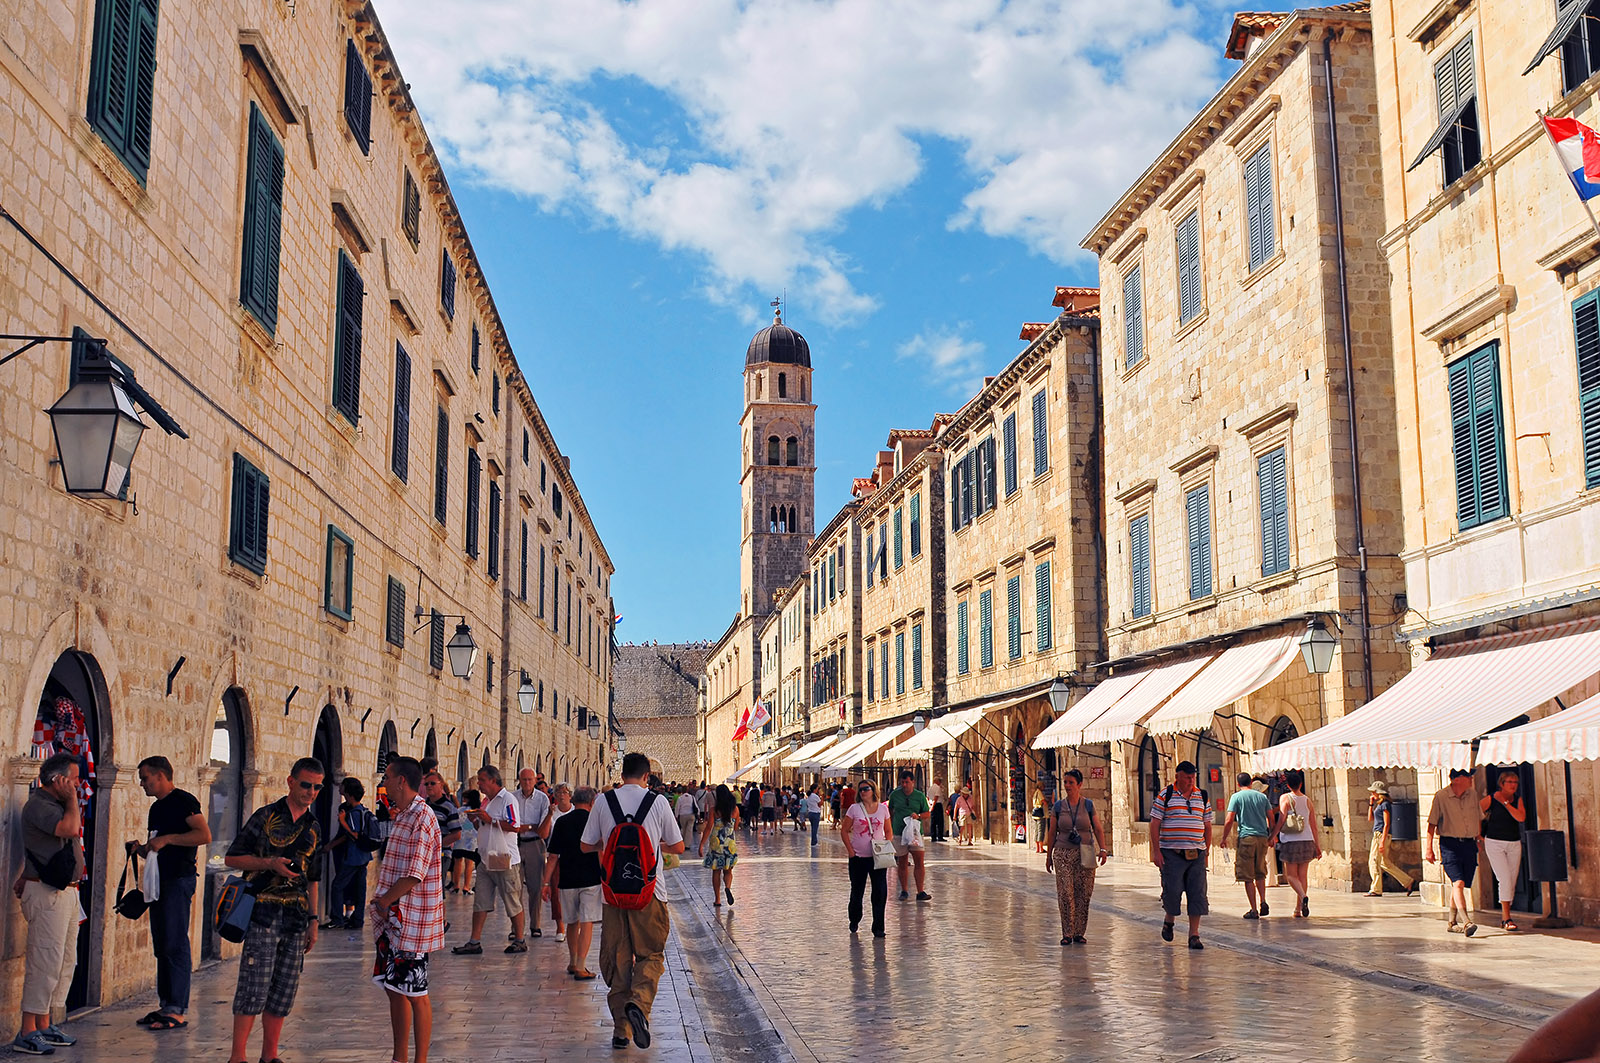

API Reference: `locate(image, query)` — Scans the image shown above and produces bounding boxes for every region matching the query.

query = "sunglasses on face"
[296,780,324,792]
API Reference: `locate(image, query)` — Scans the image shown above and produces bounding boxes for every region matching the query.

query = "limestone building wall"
[808,503,863,735]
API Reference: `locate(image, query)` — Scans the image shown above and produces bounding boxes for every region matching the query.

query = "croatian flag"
[1543,116,1600,200]
[750,700,771,729]
[732,706,751,741]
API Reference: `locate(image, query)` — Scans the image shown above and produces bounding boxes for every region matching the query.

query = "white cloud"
[897,326,988,397]
[377,0,1225,320]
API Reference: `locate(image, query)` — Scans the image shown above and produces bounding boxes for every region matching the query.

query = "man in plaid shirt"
[369,756,444,1063]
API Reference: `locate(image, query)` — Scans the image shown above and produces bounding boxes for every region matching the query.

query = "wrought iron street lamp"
[1047,676,1071,719]
[588,713,601,741]
[517,670,536,714]
[1300,617,1339,675]
[445,622,477,679]
[912,713,926,734]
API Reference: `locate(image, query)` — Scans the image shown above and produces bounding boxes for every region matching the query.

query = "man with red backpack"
[580,752,685,1050]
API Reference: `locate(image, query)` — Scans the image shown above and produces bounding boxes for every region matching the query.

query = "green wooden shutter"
[520,521,529,600]
[1003,412,1018,496]
[344,39,371,153]
[1035,561,1052,651]
[1576,292,1600,487]
[1187,484,1212,598]
[440,250,456,319]
[912,623,923,690]
[465,449,481,558]
[487,481,501,578]
[1032,391,1049,476]
[1258,448,1289,574]
[430,609,445,671]
[88,0,158,178]
[385,576,406,647]
[979,589,994,668]
[239,104,283,332]
[1131,514,1151,617]
[951,468,961,530]
[984,437,998,509]
[1449,345,1508,528]
[433,406,449,524]
[866,646,875,701]
[1007,575,1022,660]
[229,454,270,575]
[403,170,420,245]
[957,600,969,675]
[1177,210,1201,323]
[910,493,921,557]
[129,0,156,170]
[391,343,411,481]
[333,252,363,423]
[894,632,905,695]
[893,506,903,568]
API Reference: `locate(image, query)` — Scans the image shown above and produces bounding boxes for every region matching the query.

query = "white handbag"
[871,840,897,870]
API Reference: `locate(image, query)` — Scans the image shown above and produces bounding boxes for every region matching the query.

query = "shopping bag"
[141,847,162,902]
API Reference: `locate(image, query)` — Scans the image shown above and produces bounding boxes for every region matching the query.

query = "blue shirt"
[1371,799,1391,835]
[1226,787,1272,839]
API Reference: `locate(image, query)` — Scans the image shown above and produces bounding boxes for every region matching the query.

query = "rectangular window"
[239,104,285,333]
[429,609,444,671]
[979,589,994,669]
[1123,265,1144,369]
[879,640,889,698]
[864,526,875,588]
[391,343,411,482]
[1035,562,1053,652]
[433,407,448,525]
[332,252,364,424]
[471,324,481,374]
[1574,291,1600,487]
[981,436,998,511]
[538,544,547,617]
[464,450,481,559]
[1244,142,1276,270]
[553,568,560,632]
[343,39,372,153]
[1031,392,1049,477]
[324,525,354,620]
[1002,412,1019,497]
[492,373,500,415]
[1448,344,1509,529]
[1007,575,1022,661]
[522,429,530,466]
[385,576,406,648]
[911,623,923,691]
[552,486,563,518]
[1186,484,1213,598]
[519,520,529,600]
[893,506,904,569]
[895,632,906,696]
[1412,36,1481,186]
[956,600,970,676]
[909,493,922,557]
[402,170,420,247]
[440,250,456,320]
[87,0,158,179]
[228,454,270,575]
[487,481,501,579]
[1257,447,1291,576]
[1130,514,1152,618]
[565,582,572,644]
[1176,209,1202,324]
[866,646,875,702]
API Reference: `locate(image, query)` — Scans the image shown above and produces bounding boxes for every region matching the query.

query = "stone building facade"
[612,643,708,783]
[939,291,1106,842]
[807,499,864,741]
[0,0,613,1014]
[1082,6,1408,888]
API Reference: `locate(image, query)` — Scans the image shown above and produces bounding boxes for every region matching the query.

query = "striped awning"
[883,708,985,759]
[787,735,841,767]
[725,747,781,783]
[1256,619,1600,772]
[793,734,856,772]
[1477,691,1600,764]
[1141,635,1302,736]
[822,724,911,778]
[1078,656,1214,745]
[1033,672,1150,750]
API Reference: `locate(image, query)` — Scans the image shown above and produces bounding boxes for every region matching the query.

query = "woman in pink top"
[841,781,891,937]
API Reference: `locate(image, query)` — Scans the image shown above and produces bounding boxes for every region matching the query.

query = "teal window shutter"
[324,525,354,621]
[1130,514,1152,618]
[343,39,372,153]
[433,406,448,525]
[956,600,970,675]
[1032,392,1049,476]
[895,632,906,695]
[866,646,875,702]
[391,343,410,482]
[1245,143,1276,270]
[228,453,270,575]
[1576,292,1600,488]
[893,506,904,568]
[979,589,994,668]
[1035,561,1052,652]
[385,576,406,647]
[983,436,998,509]
[332,251,364,423]
[87,0,158,179]
[487,481,501,579]
[910,493,921,557]
[1122,266,1144,369]
[864,526,875,588]
[911,623,923,690]
[440,250,456,320]
[429,610,444,671]
[464,449,481,559]
[239,104,284,333]
[1176,210,1202,323]
[1007,575,1022,660]
[1257,448,1290,575]
[881,637,890,695]
[1186,484,1212,598]
[1448,343,1508,528]
[1003,413,1019,496]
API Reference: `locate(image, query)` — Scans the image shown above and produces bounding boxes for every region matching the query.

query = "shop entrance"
[1479,758,1539,913]
[312,707,342,918]
[202,689,250,961]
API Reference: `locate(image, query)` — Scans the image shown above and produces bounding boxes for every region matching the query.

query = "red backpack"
[600,790,659,909]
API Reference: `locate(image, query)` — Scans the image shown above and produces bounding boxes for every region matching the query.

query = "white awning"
[1078,656,1214,745]
[793,734,856,772]
[1473,691,1600,765]
[787,735,840,767]
[1256,619,1600,772]
[822,724,912,777]
[883,708,985,759]
[726,747,781,783]
[1142,635,1302,736]
[1033,672,1150,750]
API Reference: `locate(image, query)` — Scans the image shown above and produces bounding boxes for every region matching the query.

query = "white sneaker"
[555,932,566,942]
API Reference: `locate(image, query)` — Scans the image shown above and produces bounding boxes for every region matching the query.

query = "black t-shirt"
[1484,795,1523,842]
[547,808,601,889]
[148,788,203,879]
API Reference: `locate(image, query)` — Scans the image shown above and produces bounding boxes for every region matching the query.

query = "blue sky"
[381,0,1244,642]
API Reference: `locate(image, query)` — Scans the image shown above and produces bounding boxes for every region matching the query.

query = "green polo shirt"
[887,787,929,837]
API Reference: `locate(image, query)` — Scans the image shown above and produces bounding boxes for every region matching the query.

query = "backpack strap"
[634,791,658,823]
[604,789,626,826]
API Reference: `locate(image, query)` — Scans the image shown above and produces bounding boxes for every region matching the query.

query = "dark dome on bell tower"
[745,306,811,368]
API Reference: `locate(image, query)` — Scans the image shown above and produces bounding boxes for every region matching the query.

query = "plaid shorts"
[232,915,308,1016]
[372,933,430,998]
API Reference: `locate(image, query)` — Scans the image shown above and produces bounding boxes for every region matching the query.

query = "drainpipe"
[1323,33,1375,705]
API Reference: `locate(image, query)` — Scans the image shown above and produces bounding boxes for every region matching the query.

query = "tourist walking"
[928,777,946,842]
[1481,769,1527,932]
[953,786,976,845]
[1427,768,1483,936]
[694,780,715,832]
[326,776,373,927]
[580,752,686,1050]
[674,787,696,848]
[803,785,823,847]
[841,780,891,938]
[742,783,760,832]
[450,789,479,895]
[545,783,574,942]
[1220,772,1274,919]
[1045,769,1107,945]
[128,755,211,1030]
[1270,768,1322,919]
[1030,789,1046,853]
[513,769,552,938]
[452,766,527,954]
[422,773,463,878]
[224,757,324,1063]
[1364,780,1414,898]
[887,771,931,902]
[699,785,740,907]
[760,785,778,835]
[547,787,603,979]
[12,753,84,1056]
[368,756,444,1063]
[1149,760,1212,950]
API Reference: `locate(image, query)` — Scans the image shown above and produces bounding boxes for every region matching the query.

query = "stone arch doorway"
[457,742,470,792]
[203,688,252,960]
[424,727,438,764]
[34,649,109,1010]
[312,706,343,915]
[378,720,399,776]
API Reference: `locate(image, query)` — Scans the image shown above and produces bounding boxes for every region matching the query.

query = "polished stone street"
[58,828,1597,1062]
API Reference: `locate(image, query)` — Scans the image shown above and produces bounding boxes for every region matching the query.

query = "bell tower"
[739,303,815,627]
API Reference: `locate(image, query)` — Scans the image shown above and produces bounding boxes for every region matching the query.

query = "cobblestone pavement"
[52,830,1599,1062]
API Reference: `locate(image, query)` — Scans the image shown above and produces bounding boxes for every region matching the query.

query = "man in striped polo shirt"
[1149,761,1213,950]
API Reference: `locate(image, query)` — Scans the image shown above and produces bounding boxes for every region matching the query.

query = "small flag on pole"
[732,705,751,741]
[1542,115,1600,200]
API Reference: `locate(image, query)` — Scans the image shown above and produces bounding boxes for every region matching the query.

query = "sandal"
[574,970,598,980]
[137,1011,165,1027]
[1188,936,1204,950]
[147,1015,187,1030]
[1502,919,1520,932]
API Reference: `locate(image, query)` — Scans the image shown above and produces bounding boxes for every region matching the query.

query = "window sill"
[1185,594,1218,614]
[1031,469,1053,489]
[1126,614,1158,631]
[1251,569,1298,594]
[1239,250,1285,292]
[1121,356,1149,382]
[237,305,276,353]
[326,405,362,442]
[1174,307,1209,341]
[323,611,353,632]
[383,640,405,660]
[225,559,266,588]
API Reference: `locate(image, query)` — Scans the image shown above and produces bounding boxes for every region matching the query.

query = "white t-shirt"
[928,783,945,803]
[803,793,822,815]
[581,784,684,879]
[674,793,695,818]
[694,788,714,814]
[483,787,523,866]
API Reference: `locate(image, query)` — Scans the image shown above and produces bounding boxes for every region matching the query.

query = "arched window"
[1137,735,1162,822]
[769,505,778,532]
[768,436,780,465]
[801,378,808,402]
[778,373,787,398]
[788,506,797,532]
[378,720,398,775]
[786,437,798,466]
[756,375,763,398]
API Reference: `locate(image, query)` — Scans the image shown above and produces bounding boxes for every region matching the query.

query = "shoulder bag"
[1282,796,1307,835]
[868,810,896,869]
[113,851,148,920]
[214,874,256,943]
